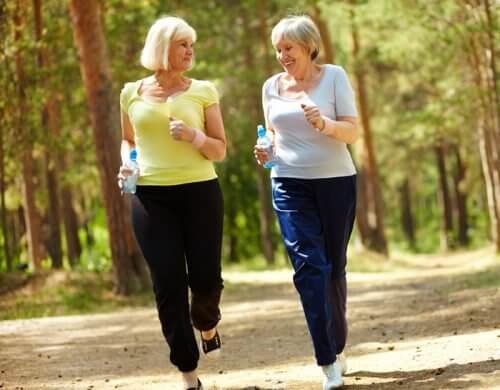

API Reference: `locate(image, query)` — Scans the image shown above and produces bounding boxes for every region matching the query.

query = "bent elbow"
[349,124,360,144]
[213,145,227,162]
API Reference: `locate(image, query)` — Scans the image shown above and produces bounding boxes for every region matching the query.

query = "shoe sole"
[199,340,221,359]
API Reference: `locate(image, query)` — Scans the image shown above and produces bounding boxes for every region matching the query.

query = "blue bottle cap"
[129,149,137,161]
[257,124,266,137]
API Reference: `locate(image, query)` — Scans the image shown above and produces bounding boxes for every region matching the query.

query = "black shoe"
[187,378,203,390]
[200,330,221,357]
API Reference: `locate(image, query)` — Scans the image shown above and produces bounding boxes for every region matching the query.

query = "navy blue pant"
[131,179,224,372]
[272,175,356,366]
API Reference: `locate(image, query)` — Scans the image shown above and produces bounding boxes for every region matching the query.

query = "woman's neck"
[291,62,319,83]
[154,69,187,89]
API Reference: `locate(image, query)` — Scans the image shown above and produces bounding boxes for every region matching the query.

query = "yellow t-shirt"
[120,79,219,186]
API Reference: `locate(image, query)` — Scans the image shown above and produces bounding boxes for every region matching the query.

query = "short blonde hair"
[271,15,321,60]
[140,16,197,71]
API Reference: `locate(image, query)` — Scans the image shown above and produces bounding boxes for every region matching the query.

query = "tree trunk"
[435,143,454,250]
[349,6,388,255]
[14,2,43,270]
[311,1,335,64]
[451,145,469,246]
[400,178,416,249]
[482,0,500,252]
[60,185,82,267]
[69,0,147,294]
[0,101,12,271]
[466,18,500,252]
[34,0,63,268]
[242,2,275,265]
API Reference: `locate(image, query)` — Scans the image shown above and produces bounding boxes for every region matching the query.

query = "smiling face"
[275,38,311,78]
[168,37,194,71]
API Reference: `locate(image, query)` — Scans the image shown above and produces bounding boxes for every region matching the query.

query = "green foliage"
[0,271,154,320]
[0,0,496,276]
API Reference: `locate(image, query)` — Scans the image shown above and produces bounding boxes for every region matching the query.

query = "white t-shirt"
[262,64,358,179]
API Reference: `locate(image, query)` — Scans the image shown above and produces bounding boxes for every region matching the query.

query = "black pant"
[131,179,224,372]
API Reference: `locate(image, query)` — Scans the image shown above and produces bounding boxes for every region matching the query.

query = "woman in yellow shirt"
[118,16,226,390]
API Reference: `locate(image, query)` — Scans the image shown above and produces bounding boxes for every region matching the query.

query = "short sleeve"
[203,81,219,108]
[120,82,137,113]
[334,66,358,117]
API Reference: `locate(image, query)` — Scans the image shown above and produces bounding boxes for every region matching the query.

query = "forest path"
[1,248,500,389]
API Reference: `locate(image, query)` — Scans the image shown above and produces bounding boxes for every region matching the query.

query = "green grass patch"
[443,266,500,293]
[347,248,409,273]
[0,271,154,321]
[223,253,291,272]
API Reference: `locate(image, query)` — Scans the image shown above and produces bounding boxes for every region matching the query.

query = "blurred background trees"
[0,0,498,293]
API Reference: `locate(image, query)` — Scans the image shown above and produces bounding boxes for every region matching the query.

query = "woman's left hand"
[169,117,195,142]
[301,104,325,131]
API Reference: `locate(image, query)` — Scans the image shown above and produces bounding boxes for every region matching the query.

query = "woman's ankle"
[181,369,198,388]
[201,327,216,340]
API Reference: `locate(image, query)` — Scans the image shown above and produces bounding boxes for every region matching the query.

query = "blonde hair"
[140,16,197,71]
[271,15,321,60]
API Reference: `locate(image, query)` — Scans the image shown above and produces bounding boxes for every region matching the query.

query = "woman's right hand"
[116,165,134,190]
[254,145,271,166]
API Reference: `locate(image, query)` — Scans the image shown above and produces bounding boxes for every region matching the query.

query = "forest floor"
[0,248,500,389]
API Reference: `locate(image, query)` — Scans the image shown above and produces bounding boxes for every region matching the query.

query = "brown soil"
[1,249,499,389]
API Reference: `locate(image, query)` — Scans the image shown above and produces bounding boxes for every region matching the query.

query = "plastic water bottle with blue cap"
[122,148,139,194]
[256,124,276,169]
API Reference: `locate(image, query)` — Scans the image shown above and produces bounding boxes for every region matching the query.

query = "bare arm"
[197,103,227,161]
[120,110,136,163]
[168,103,227,161]
[320,115,359,144]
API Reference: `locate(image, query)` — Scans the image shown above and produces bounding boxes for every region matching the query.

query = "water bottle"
[122,149,139,194]
[256,125,276,169]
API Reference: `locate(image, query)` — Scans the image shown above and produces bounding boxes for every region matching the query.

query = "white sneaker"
[337,352,347,375]
[322,360,344,389]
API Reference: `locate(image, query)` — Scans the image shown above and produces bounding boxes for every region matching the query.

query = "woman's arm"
[198,103,227,161]
[302,104,359,144]
[169,103,227,162]
[120,110,136,163]
[320,115,359,144]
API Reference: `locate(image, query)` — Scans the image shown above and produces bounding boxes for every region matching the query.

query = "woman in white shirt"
[255,15,359,390]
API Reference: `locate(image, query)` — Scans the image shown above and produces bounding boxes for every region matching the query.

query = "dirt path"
[1,249,500,389]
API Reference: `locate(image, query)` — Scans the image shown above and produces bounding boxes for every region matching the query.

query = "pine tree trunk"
[452,146,469,246]
[311,2,335,64]
[60,186,82,267]
[350,6,388,255]
[435,143,454,250]
[0,105,12,271]
[400,178,416,249]
[243,3,274,265]
[69,0,146,294]
[14,2,43,270]
[466,19,500,252]
[34,0,63,268]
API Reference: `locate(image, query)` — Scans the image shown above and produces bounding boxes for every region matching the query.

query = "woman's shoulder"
[191,78,214,87]
[121,79,142,94]
[262,72,283,94]
[323,64,349,77]
[190,78,218,93]
[189,79,219,104]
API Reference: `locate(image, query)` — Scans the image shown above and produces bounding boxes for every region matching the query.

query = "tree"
[69,0,148,294]
[349,3,388,255]
[14,0,43,270]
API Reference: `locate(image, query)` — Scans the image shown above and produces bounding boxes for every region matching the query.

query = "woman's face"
[275,38,310,77]
[168,36,194,71]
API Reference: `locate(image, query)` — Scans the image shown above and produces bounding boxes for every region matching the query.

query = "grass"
[0,271,154,321]
[441,266,500,294]
[1,248,497,321]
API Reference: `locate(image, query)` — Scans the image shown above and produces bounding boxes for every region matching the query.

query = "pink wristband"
[191,129,207,149]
